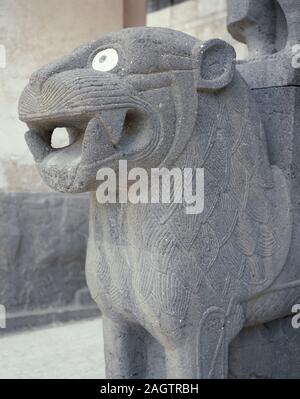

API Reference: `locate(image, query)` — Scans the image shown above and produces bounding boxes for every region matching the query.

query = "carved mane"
[169,72,291,302]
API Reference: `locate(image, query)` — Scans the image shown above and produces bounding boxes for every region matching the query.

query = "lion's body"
[19,27,292,378]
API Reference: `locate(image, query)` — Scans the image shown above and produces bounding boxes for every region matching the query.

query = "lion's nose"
[28,45,92,93]
[29,56,74,93]
[29,68,52,93]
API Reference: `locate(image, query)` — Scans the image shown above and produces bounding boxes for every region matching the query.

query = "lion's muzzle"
[18,67,156,192]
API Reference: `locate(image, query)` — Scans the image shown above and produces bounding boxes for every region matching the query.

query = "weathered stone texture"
[225,0,300,378]
[229,315,300,379]
[228,0,300,87]
[0,192,99,332]
[147,0,248,59]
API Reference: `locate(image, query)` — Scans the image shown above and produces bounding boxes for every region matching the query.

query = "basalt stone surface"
[0,192,99,332]
[227,0,300,87]
[229,315,300,379]
[226,0,300,379]
[18,26,297,378]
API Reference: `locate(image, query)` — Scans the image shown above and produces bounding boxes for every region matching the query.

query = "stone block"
[230,316,300,379]
[0,192,99,332]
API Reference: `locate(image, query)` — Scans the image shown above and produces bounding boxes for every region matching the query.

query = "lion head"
[18,27,237,193]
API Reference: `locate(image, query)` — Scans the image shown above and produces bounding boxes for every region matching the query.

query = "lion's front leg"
[102,316,148,379]
[164,328,232,379]
[164,303,244,379]
[164,332,232,379]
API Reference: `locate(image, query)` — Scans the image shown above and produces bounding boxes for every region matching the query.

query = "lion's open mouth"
[24,107,153,169]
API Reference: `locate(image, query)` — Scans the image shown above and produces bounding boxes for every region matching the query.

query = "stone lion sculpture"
[19,27,292,378]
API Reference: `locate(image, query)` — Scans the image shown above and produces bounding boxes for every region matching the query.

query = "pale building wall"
[0,0,145,192]
[124,0,146,28]
[147,0,248,60]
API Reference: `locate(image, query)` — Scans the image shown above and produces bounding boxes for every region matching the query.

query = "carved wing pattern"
[91,79,290,326]
[137,85,290,321]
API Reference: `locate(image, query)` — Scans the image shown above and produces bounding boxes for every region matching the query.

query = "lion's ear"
[193,39,236,91]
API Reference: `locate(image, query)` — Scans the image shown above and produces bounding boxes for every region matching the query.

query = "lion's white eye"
[92,48,119,72]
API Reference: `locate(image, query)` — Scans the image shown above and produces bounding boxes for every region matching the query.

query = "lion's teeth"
[82,118,101,162]
[25,130,53,162]
[99,108,128,145]
[82,117,112,163]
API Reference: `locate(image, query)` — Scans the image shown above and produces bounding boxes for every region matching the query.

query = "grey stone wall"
[0,192,99,332]
[230,315,300,379]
